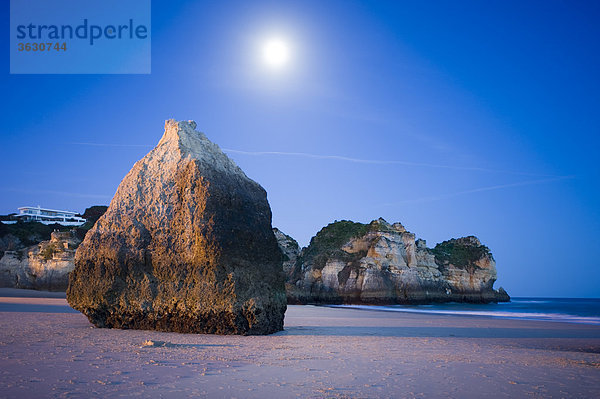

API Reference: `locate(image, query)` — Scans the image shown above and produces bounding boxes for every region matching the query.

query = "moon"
[262,38,290,68]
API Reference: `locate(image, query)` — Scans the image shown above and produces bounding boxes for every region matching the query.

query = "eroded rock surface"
[273,228,300,278]
[67,120,287,335]
[287,218,509,304]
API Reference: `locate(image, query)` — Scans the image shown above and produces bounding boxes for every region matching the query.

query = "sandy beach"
[1,288,599,398]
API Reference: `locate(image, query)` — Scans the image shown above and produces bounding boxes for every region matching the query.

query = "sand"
[1,288,599,398]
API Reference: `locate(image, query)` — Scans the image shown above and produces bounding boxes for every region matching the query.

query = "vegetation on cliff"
[0,221,71,256]
[430,237,492,271]
[295,220,369,273]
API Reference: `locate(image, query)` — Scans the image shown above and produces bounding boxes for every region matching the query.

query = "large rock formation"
[285,218,509,304]
[0,230,80,291]
[67,120,287,335]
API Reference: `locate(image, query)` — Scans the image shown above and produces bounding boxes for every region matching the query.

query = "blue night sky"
[1,1,599,297]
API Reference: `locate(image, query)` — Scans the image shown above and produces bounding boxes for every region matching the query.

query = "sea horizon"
[330,297,600,325]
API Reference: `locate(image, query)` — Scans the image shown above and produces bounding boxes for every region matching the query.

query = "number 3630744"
[17,42,67,51]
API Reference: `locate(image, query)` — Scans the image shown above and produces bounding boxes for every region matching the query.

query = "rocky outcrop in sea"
[67,120,287,335]
[277,218,509,304]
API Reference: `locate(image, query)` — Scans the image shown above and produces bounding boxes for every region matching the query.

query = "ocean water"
[331,298,600,325]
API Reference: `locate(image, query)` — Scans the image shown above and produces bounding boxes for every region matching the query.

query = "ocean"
[331,297,600,325]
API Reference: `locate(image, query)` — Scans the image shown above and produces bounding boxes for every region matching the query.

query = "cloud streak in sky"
[59,144,575,206]
[222,149,559,177]
[378,175,576,206]
[68,142,560,178]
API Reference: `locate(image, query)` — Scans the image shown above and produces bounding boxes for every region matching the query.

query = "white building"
[14,206,87,226]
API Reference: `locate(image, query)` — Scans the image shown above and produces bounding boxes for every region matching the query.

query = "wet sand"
[1,288,599,398]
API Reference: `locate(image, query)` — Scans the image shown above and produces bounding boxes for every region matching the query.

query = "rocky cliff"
[273,228,300,278]
[0,206,107,291]
[67,120,287,335]
[280,218,509,304]
[0,231,81,291]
